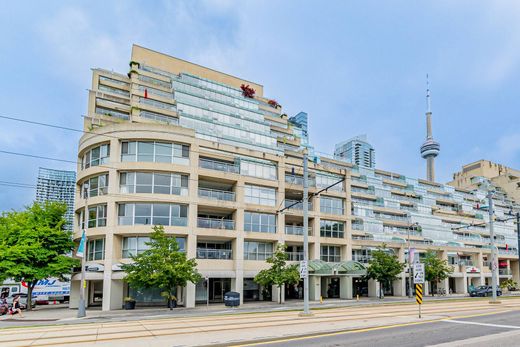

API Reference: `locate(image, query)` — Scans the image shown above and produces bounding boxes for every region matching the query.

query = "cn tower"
[420,76,440,182]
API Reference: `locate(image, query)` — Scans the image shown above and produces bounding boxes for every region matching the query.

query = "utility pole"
[78,184,88,318]
[517,212,520,280]
[407,224,413,298]
[488,191,498,303]
[302,149,310,315]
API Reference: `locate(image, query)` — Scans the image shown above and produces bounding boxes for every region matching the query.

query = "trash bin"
[224,291,240,307]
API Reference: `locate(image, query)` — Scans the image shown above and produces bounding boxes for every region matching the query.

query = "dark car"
[469,285,502,297]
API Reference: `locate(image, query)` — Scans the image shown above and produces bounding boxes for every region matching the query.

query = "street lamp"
[78,183,89,318]
[472,177,499,303]
[408,222,420,298]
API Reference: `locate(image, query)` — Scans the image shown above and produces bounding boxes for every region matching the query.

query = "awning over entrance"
[303,260,367,276]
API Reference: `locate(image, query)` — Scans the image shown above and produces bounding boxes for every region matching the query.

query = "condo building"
[71,45,520,310]
[334,135,375,169]
[36,167,76,230]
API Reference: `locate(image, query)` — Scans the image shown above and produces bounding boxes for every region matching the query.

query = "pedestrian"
[11,295,24,318]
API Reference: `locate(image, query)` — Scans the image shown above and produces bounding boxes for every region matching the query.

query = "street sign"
[414,263,425,284]
[299,260,308,279]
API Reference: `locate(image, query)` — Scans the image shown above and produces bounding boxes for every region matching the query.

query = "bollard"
[320,295,323,304]
[356,294,359,301]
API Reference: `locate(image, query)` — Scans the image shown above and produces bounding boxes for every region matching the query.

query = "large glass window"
[240,160,277,180]
[85,205,107,228]
[320,196,344,215]
[120,172,188,195]
[121,141,189,165]
[87,239,105,261]
[118,203,188,226]
[122,236,185,258]
[320,220,345,238]
[81,174,109,198]
[244,185,276,206]
[244,212,276,233]
[244,241,273,260]
[81,144,110,169]
[321,245,341,262]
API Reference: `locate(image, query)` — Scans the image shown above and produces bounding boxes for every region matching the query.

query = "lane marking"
[229,310,514,347]
[443,319,520,329]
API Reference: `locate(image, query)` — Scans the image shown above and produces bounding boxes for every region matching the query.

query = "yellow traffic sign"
[415,284,423,304]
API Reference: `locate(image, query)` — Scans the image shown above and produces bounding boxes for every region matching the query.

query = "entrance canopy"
[303,260,367,276]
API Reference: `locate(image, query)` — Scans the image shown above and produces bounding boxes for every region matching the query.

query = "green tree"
[423,250,453,296]
[122,226,201,309]
[254,244,300,304]
[0,201,79,310]
[365,245,405,299]
[500,278,518,292]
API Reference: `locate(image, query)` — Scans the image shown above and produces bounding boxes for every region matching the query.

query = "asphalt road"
[255,310,520,347]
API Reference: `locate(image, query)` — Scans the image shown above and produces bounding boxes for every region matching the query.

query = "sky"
[1,0,520,212]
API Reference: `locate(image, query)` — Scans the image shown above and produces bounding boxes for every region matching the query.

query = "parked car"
[469,285,502,297]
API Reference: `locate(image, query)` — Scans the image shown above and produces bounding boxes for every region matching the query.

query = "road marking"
[443,319,520,329]
[229,310,514,347]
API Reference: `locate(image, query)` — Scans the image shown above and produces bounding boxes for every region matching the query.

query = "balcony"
[197,217,235,230]
[199,158,239,174]
[374,213,408,222]
[198,187,235,202]
[352,254,370,263]
[287,252,304,261]
[352,223,364,231]
[285,225,312,236]
[285,199,313,211]
[196,248,233,260]
[499,268,512,276]
[285,174,316,187]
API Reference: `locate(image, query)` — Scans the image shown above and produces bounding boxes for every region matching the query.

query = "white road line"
[443,319,520,329]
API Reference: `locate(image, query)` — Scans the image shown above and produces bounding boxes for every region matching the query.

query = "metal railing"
[198,187,235,201]
[285,199,313,211]
[196,248,233,260]
[199,158,240,174]
[284,225,312,236]
[197,217,235,230]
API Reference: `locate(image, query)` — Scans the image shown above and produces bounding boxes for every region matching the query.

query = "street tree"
[365,245,405,299]
[423,250,453,296]
[122,226,202,309]
[254,244,300,304]
[0,201,78,310]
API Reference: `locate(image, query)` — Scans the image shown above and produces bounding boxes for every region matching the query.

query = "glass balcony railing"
[284,225,312,236]
[285,199,313,211]
[352,223,364,231]
[199,158,240,174]
[196,248,233,260]
[374,213,408,222]
[285,174,316,187]
[287,252,304,261]
[499,268,512,275]
[198,187,235,201]
[197,217,235,230]
[352,255,371,263]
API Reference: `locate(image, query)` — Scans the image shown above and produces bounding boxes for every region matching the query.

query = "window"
[81,205,107,228]
[244,212,276,233]
[81,174,109,198]
[122,236,185,258]
[244,241,273,260]
[320,220,345,238]
[119,172,188,195]
[321,245,341,262]
[118,203,188,226]
[240,160,277,180]
[81,144,110,169]
[121,141,189,165]
[87,239,105,261]
[320,196,344,215]
[244,185,276,206]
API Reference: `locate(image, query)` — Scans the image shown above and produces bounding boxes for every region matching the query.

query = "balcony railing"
[499,249,518,255]
[499,268,512,275]
[285,174,316,187]
[287,252,304,261]
[285,225,312,236]
[374,213,408,222]
[198,187,235,202]
[352,255,371,263]
[352,223,364,231]
[199,158,240,174]
[285,199,313,211]
[351,187,375,195]
[197,217,235,230]
[196,248,232,260]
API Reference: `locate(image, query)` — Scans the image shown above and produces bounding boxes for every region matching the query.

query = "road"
[1,298,519,346]
[249,310,520,347]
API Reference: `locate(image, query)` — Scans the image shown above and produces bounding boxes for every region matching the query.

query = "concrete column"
[368,279,379,298]
[393,277,406,297]
[232,276,244,305]
[69,280,81,309]
[309,276,321,301]
[102,233,115,311]
[185,282,196,308]
[271,284,285,303]
[424,281,429,296]
[340,276,353,299]
[108,280,124,310]
[455,277,466,294]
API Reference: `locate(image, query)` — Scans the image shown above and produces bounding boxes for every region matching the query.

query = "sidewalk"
[0,293,499,327]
